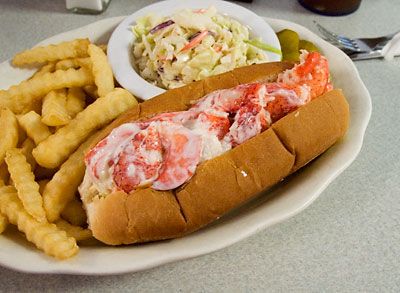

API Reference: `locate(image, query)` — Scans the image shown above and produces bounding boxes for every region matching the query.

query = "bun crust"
[80,62,349,245]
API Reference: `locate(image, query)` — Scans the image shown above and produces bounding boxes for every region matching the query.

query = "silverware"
[314,21,398,53]
[348,45,400,61]
[347,50,387,61]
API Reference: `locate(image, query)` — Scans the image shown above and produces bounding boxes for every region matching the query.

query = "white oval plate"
[107,0,282,100]
[0,16,371,275]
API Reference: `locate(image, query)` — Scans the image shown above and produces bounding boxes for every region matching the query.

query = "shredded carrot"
[194,9,205,13]
[214,45,222,52]
[180,30,209,52]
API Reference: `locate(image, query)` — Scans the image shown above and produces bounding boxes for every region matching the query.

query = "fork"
[314,21,399,52]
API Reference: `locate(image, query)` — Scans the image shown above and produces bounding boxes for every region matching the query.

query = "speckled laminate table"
[0,0,399,291]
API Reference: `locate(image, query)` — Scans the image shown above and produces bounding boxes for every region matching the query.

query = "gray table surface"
[1,0,399,292]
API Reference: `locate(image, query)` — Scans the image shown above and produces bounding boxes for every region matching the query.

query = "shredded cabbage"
[132,6,281,89]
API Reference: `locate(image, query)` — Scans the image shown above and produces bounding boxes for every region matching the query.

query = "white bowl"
[107,0,282,100]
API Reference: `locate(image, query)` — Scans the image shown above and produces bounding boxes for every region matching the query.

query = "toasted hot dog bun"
[79,62,349,245]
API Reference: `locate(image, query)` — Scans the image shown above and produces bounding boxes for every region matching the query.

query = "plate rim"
[0,16,371,275]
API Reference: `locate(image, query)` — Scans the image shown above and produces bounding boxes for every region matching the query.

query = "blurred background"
[2,0,399,62]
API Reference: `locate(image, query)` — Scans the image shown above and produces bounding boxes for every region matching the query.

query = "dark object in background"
[298,0,361,16]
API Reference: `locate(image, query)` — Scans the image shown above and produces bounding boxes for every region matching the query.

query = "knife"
[349,32,400,61]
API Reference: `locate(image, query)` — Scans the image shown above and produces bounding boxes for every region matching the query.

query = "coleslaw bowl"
[107,0,282,100]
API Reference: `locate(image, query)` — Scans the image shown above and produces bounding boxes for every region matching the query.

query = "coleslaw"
[132,6,281,89]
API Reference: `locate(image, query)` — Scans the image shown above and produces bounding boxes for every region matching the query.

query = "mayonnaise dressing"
[85,123,141,195]
[85,82,305,193]
[184,117,231,162]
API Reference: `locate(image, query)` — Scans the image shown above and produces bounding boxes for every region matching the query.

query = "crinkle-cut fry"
[41,89,70,126]
[55,58,81,70]
[13,38,90,66]
[66,87,86,119]
[61,198,87,227]
[0,107,19,164]
[33,88,138,168]
[0,186,78,259]
[5,148,47,223]
[18,111,52,145]
[76,58,92,71]
[56,219,92,242]
[88,44,114,97]
[55,57,91,71]
[0,68,94,114]
[43,133,96,222]
[20,138,37,171]
[1,94,38,116]
[31,62,56,79]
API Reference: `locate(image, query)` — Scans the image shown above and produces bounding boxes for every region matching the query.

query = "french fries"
[55,57,92,71]
[41,89,70,126]
[0,107,19,163]
[88,44,114,97]
[66,87,86,118]
[76,58,92,70]
[43,133,96,222]
[20,138,37,171]
[61,198,87,227]
[33,88,138,169]
[56,219,92,242]
[31,62,57,81]
[0,38,139,259]
[5,148,47,223]
[55,58,81,71]
[13,38,90,66]
[18,111,52,145]
[0,68,94,114]
[0,186,79,259]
